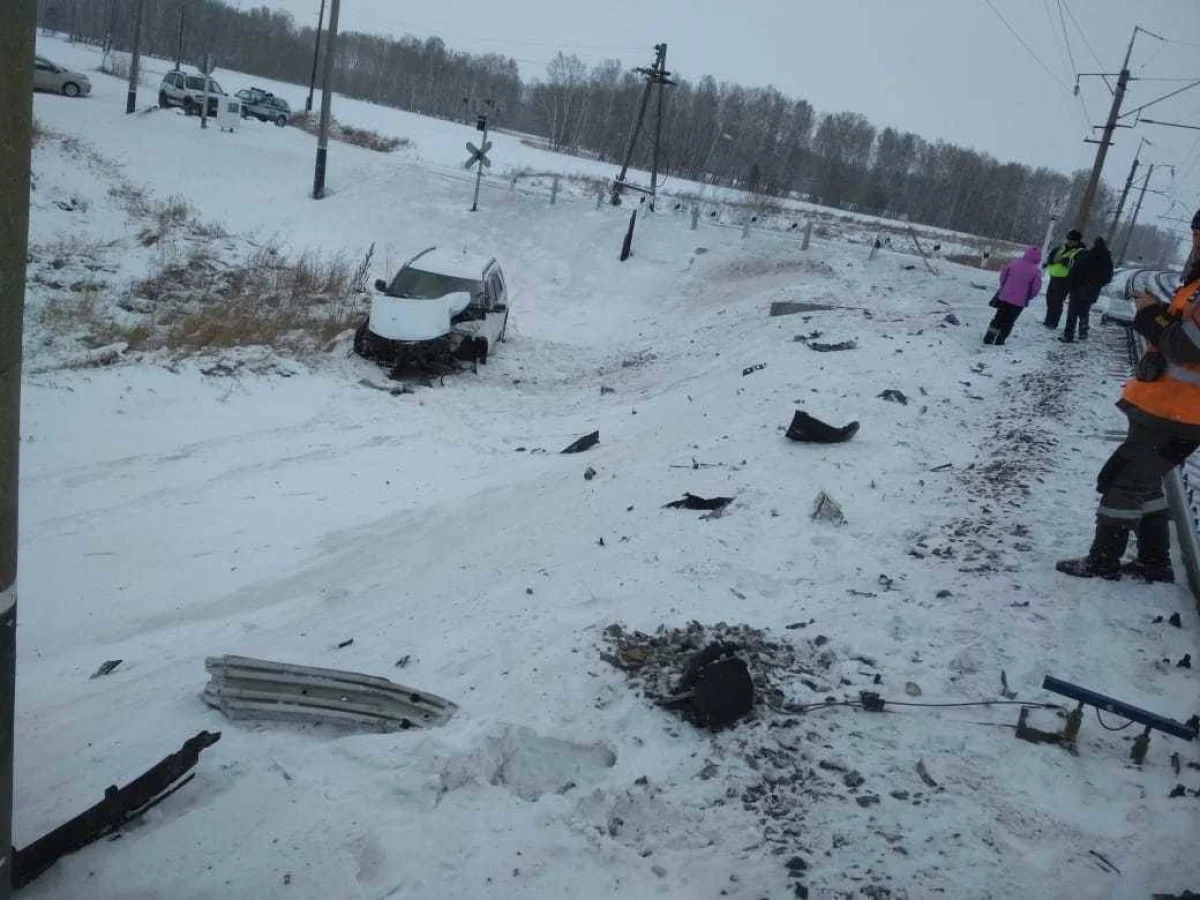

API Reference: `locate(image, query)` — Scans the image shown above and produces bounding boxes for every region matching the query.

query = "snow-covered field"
[17,35,1200,900]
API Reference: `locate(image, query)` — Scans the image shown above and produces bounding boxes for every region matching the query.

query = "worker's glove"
[1135,350,1167,382]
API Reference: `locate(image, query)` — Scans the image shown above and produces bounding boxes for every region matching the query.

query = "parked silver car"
[33,55,91,97]
[234,88,291,126]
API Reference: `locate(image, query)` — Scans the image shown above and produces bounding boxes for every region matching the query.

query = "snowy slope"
[16,35,1200,900]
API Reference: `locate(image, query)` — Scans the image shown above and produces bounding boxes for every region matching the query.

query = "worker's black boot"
[1121,512,1176,584]
[1056,520,1130,580]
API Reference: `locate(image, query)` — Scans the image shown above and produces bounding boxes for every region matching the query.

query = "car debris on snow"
[811,491,846,525]
[809,339,858,352]
[12,731,221,890]
[878,389,909,405]
[561,430,599,454]
[742,363,767,376]
[90,659,122,679]
[202,655,457,732]
[663,493,734,513]
[786,410,860,443]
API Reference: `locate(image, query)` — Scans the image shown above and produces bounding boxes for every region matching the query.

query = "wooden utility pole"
[312,0,341,198]
[611,44,672,206]
[305,0,326,114]
[0,3,37,897]
[126,0,145,113]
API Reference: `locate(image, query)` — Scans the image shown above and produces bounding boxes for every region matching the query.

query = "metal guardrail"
[1125,271,1200,604]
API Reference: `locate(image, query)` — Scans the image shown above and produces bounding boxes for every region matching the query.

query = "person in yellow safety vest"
[1058,209,1200,581]
[1042,229,1084,329]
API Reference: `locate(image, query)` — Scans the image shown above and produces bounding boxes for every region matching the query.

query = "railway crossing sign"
[464,140,492,170]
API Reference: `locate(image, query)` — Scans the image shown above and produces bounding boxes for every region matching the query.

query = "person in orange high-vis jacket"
[1058,209,1200,581]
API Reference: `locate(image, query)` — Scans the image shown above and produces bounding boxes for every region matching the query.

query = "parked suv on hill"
[158,70,225,117]
[234,87,291,126]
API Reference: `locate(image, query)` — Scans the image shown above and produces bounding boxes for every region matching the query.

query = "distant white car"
[355,247,511,370]
[158,70,225,117]
[1098,269,1135,325]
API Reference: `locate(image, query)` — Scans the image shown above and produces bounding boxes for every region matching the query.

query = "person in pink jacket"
[984,246,1043,346]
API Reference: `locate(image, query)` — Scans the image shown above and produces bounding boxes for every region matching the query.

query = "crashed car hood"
[369,291,473,341]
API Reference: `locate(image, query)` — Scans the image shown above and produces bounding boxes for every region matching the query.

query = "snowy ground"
[16,36,1200,900]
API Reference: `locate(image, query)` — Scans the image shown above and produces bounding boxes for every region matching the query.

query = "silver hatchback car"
[33,56,91,97]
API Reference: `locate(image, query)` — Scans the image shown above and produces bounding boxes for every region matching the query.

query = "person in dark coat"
[1060,237,1114,342]
[1042,229,1084,328]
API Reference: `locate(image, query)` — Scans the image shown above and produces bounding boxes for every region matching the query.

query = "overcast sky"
[257,0,1200,241]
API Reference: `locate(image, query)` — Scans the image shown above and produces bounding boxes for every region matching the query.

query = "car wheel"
[183,99,196,116]
[62,82,80,98]
[353,319,373,359]
[275,115,287,127]
[158,91,169,108]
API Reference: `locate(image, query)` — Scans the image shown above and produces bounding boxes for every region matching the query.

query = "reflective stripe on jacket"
[1123,279,1200,426]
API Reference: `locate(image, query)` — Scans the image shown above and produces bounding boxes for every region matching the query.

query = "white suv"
[158,70,225,117]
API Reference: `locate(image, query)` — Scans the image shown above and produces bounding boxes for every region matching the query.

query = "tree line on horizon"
[38,0,1179,264]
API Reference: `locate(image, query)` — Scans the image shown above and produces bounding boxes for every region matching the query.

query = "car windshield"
[387,268,479,299]
[185,76,223,94]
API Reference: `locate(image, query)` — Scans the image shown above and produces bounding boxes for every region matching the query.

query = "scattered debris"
[1169,784,1188,798]
[584,466,597,481]
[600,385,615,395]
[811,491,846,526]
[786,411,860,444]
[855,794,881,807]
[561,430,600,454]
[202,655,457,732]
[337,638,354,649]
[664,494,734,512]
[1000,670,1017,700]
[905,682,922,697]
[930,463,953,472]
[90,660,123,680]
[916,759,939,789]
[1173,752,1182,776]
[358,378,414,396]
[770,301,839,317]
[742,363,767,377]
[1088,850,1121,875]
[395,655,411,669]
[660,643,755,730]
[943,314,961,326]
[809,340,858,353]
[878,389,908,405]
[935,589,953,598]
[1179,654,1193,670]
[12,731,222,890]
[1170,612,1183,628]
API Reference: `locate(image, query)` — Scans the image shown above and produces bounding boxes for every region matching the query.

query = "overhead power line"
[981,0,1073,93]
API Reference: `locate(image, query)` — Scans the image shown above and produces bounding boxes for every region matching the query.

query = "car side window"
[35,59,53,71]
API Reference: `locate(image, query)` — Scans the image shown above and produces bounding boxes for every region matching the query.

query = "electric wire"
[981,0,1073,93]
[1095,708,1136,731]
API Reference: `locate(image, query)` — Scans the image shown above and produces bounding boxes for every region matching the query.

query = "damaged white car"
[355,248,511,372]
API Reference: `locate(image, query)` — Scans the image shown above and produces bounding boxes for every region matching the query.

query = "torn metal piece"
[90,659,122,680]
[202,655,457,732]
[664,494,734,512]
[561,431,600,454]
[811,491,846,526]
[13,731,221,889]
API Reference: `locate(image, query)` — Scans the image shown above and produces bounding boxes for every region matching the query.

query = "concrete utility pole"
[611,44,673,206]
[1119,163,1154,264]
[0,3,37,896]
[1040,204,1063,264]
[312,0,341,199]
[175,0,186,69]
[649,43,669,212]
[1075,28,1139,235]
[1107,138,1149,244]
[305,0,326,114]
[126,0,145,113]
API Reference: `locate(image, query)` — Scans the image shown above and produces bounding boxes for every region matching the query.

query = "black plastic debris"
[90,660,122,680]
[664,493,734,512]
[584,467,597,481]
[809,340,857,352]
[561,431,600,454]
[1170,612,1183,628]
[1178,654,1192,669]
[786,411,860,444]
[943,314,961,325]
[337,638,354,649]
[770,301,838,317]
[878,389,909,405]
[665,642,754,730]
[743,363,767,377]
